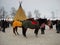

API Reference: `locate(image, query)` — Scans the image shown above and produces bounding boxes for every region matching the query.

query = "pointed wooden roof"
[14,2,27,21]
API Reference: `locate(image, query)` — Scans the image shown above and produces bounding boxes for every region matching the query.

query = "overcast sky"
[0,0,60,19]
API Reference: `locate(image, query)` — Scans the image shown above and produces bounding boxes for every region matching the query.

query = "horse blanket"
[22,20,39,29]
[31,21,38,25]
[13,21,22,28]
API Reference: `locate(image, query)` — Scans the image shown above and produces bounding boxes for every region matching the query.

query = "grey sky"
[0,0,60,19]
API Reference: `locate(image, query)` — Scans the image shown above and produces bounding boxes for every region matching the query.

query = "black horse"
[37,19,53,30]
[36,18,47,26]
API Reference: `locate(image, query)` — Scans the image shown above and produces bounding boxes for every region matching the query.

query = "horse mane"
[36,18,47,23]
[27,18,34,21]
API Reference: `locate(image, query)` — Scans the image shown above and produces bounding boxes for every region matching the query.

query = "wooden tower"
[14,2,27,21]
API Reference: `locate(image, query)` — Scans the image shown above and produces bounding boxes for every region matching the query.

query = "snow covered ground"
[0,25,60,45]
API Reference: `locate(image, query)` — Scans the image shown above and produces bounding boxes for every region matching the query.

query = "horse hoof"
[41,32,45,34]
[23,35,27,38]
[56,32,60,33]
[25,37,27,38]
[14,34,17,36]
[35,35,38,38]
[17,33,20,35]
[2,31,5,33]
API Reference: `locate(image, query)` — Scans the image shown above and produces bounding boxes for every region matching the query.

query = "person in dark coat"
[59,22,60,33]
[0,21,2,31]
[1,20,6,32]
[1,20,9,32]
[56,20,60,33]
[40,23,45,34]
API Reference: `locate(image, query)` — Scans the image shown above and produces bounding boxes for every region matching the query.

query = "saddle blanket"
[31,21,37,25]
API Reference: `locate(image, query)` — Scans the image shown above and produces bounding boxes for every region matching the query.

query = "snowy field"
[0,25,60,45]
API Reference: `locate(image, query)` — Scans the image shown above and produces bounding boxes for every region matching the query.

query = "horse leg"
[2,27,5,32]
[41,28,45,34]
[13,27,16,35]
[34,28,39,37]
[0,27,1,31]
[22,26,27,37]
[15,27,19,35]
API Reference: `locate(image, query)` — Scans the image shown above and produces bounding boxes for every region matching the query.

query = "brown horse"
[22,20,40,37]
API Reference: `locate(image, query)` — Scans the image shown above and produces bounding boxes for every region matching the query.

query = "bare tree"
[11,7,16,18]
[0,8,3,19]
[51,11,55,19]
[28,11,32,18]
[34,10,40,19]
[0,7,7,20]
